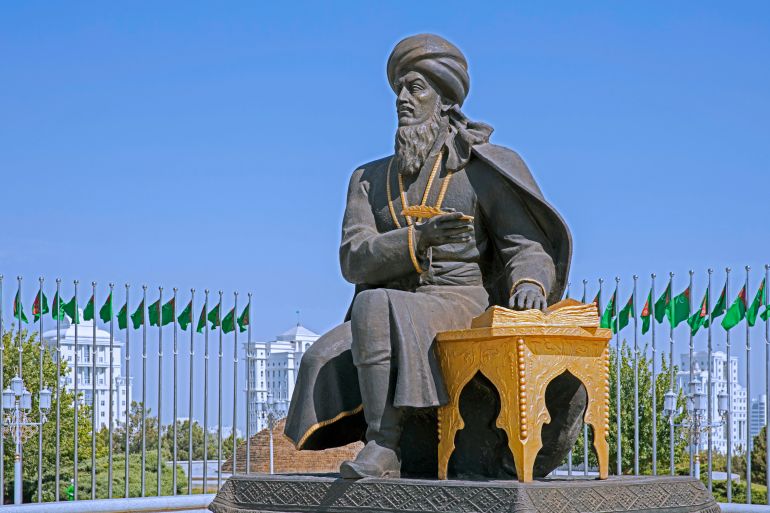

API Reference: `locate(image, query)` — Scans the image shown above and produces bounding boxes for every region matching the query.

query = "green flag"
[83,294,95,321]
[208,302,221,329]
[99,293,113,323]
[600,288,616,329]
[747,279,766,327]
[613,294,634,334]
[641,288,653,335]
[222,307,236,334]
[149,298,175,327]
[32,291,49,322]
[130,300,145,330]
[722,286,747,330]
[178,300,193,331]
[704,284,727,328]
[13,288,28,324]
[117,303,128,330]
[666,286,690,328]
[688,289,709,336]
[654,280,671,324]
[62,295,79,324]
[237,303,249,333]
[196,304,207,333]
[51,292,67,321]
[761,305,769,322]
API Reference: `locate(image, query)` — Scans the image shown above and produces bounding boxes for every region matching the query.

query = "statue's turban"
[387,34,470,106]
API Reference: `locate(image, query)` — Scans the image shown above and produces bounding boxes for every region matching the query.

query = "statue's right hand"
[414,212,474,252]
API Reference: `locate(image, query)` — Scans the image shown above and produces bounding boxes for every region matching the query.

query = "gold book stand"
[434,299,612,482]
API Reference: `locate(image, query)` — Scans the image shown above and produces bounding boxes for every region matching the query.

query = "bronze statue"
[285,34,581,480]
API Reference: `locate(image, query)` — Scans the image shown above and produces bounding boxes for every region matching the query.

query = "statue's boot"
[340,364,402,479]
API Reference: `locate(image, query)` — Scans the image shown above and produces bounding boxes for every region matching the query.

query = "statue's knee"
[351,288,389,320]
[351,289,391,366]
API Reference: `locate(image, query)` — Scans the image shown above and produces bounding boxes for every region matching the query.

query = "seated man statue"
[285,33,573,479]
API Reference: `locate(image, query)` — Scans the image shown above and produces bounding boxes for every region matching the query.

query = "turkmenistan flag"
[32,291,49,322]
[688,289,709,336]
[762,305,770,322]
[196,304,207,333]
[237,303,249,333]
[117,303,128,330]
[704,283,726,328]
[747,279,766,327]
[51,292,67,321]
[666,286,690,328]
[149,298,175,327]
[13,288,28,324]
[208,302,221,329]
[178,300,193,331]
[222,307,237,334]
[641,288,653,335]
[722,286,747,330]
[655,280,671,324]
[62,295,79,324]
[130,300,145,329]
[600,288,616,329]
[99,293,113,323]
[614,294,634,334]
[83,294,96,321]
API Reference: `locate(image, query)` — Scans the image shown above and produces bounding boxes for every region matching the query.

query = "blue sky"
[1,2,769,428]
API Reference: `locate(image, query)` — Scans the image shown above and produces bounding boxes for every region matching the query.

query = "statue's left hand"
[509,283,547,311]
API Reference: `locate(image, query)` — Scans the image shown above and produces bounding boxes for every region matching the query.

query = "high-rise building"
[42,312,132,429]
[750,394,767,442]
[677,351,747,454]
[243,324,320,434]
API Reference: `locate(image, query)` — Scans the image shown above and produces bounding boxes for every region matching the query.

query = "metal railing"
[0,266,768,506]
[0,276,260,505]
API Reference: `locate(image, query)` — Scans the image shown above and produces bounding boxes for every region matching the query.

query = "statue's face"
[395,71,441,126]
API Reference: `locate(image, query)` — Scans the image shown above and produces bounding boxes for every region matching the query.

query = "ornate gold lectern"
[435,300,612,482]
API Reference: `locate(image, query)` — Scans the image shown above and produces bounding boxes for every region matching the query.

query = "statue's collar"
[441,105,494,172]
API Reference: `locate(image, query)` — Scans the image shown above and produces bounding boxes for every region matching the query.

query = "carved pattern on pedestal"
[210,475,719,513]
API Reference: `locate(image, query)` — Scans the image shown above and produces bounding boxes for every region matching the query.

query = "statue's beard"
[395,106,443,176]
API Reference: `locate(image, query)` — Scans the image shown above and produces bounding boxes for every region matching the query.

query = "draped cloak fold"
[284,143,572,451]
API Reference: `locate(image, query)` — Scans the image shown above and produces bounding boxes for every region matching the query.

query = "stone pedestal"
[208,474,719,513]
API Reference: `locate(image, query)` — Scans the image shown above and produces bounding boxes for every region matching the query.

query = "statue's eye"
[410,82,424,93]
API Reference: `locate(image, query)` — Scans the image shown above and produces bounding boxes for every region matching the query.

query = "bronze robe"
[285,143,571,450]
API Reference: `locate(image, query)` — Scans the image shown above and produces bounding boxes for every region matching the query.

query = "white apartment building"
[677,351,747,454]
[42,312,131,429]
[750,394,767,442]
[243,323,320,434]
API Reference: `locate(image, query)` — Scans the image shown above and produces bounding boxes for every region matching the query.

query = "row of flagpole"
[0,275,253,504]
[567,265,770,504]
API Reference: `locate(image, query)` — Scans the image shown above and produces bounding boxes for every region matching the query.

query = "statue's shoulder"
[471,143,542,197]
[349,155,393,185]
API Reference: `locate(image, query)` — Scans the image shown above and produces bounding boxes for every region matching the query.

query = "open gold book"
[471,298,600,329]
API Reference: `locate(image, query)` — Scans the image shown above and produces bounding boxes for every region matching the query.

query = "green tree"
[1,329,92,503]
[571,340,688,474]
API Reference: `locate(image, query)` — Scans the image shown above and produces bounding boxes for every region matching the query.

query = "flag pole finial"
[615,276,620,284]
[689,270,694,277]
[746,265,751,272]
[92,281,96,287]
[191,288,195,293]
[599,278,604,284]
[669,272,674,278]
[142,284,147,291]
[109,282,114,288]
[726,267,731,273]
[125,283,130,290]
[56,278,61,284]
[708,269,713,275]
